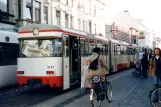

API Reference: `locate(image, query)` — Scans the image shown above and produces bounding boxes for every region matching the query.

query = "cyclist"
[88,47,108,88]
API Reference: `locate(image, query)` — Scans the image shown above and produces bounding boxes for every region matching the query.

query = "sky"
[105,0,161,37]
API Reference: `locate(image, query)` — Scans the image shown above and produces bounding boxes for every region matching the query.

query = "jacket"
[89,53,108,70]
[150,56,161,76]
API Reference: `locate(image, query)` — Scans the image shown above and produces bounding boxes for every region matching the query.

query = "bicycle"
[90,75,112,107]
[149,84,161,107]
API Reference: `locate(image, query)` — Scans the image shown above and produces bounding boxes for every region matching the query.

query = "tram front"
[17,24,64,88]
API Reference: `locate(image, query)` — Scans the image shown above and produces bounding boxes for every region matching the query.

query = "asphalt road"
[34,69,153,107]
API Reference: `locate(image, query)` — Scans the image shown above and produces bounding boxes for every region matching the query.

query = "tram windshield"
[19,38,62,57]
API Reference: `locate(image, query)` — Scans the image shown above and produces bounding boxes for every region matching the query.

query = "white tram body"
[109,39,130,72]
[17,24,139,89]
[0,30,19,87]
[129,44,139,67]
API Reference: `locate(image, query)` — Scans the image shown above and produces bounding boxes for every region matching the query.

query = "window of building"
[56,10,61,26]
[0,0,8,12]
[89,21,92,33]
[66,0,68,5]
[35,0,41,22]
[43,6,48,24]
[94,5,96,16]
[25,0,32,20]
[82,20,85,31]
[65,13,69,27]
[94,24,96,34]
[89,2,91,15]
[78,18,81,30]
[72,0,74,7]
[70,15,73,28]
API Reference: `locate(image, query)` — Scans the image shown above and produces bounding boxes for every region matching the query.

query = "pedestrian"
[149,48,161,102]
[141,54,149,78]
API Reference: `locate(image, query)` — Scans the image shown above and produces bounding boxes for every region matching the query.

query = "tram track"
[0,83,80,107]
[0,69,133,107]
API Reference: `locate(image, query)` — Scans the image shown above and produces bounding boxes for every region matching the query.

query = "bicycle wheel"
[105,80,112,102]
[90,89,102,107]
[150,87,161,107]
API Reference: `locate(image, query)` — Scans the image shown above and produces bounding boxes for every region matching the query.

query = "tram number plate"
[47,66,54,69]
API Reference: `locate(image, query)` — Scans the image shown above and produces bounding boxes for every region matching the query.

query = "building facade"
[15,0,107,37]
[105,11,139,44]
[0,0,17,32]
[138,21,157,50]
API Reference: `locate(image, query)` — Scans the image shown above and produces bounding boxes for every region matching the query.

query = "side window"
[97,40,103,55]
[63,36,68,57]
[106,44,108,54]
[134,48,136,55]
[85,38,88,56]
[129,48,134,55]
[124,46,127,55]
[103,43,106,55]
[115,44,117,55]
[1,43,19,65]
[112,44,116,55]
[80,38,85,56]
[120,45,124,55]
[0,46,4,65]
[89,39,95,55]
[112,44,114,55]
[126,47,129,55]
[117,45,121,55]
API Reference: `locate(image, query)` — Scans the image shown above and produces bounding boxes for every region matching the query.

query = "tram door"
[62,36,70,90]
[69,36,81,85]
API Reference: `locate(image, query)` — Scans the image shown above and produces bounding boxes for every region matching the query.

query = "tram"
[0,30,19,87]
[17,24,139,90]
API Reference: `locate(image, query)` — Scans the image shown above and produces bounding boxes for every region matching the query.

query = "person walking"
[150,48,161,102]
[141,54,149,78]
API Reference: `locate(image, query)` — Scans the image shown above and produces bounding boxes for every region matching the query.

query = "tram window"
[0,43,19,65]
[20,39,62,57]
[117,45,121,55]
[134,48,136,55]
[89,39,95,55]
[115,44,117,55]
[103,44,106,55]
[0,46,3,63]
[124,46,127,55]
[106,44,108,54]
[126,47,129,55]
[96,40,103,55]
[63,37,68,57]
[85,39,88,56]
[112,44,115,55]
[129,48,134,55]
[80,39,85,56]
[120,45,124,55]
